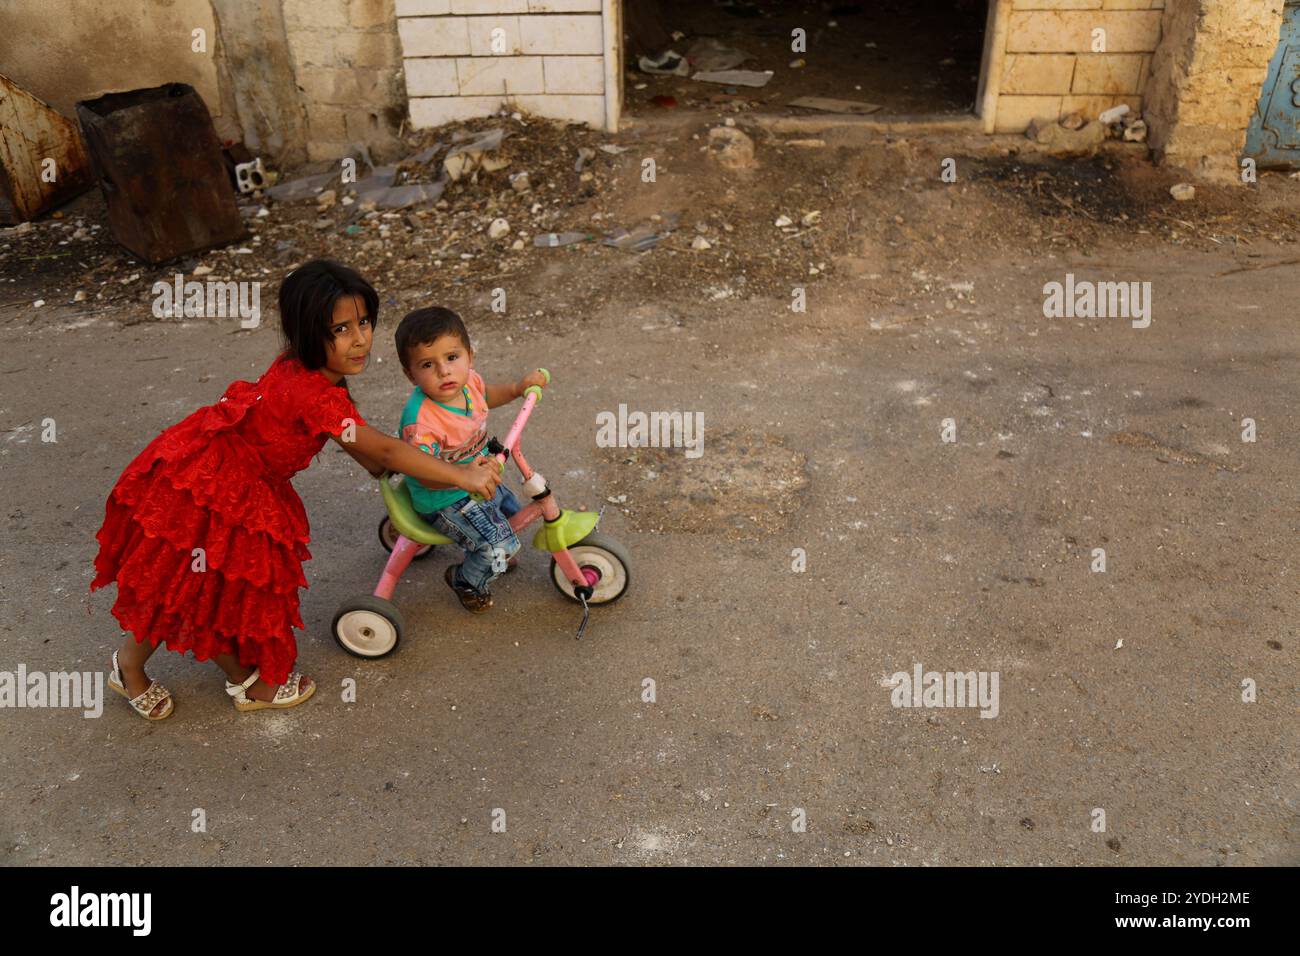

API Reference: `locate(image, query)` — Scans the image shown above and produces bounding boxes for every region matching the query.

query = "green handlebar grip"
[537,368,551,385]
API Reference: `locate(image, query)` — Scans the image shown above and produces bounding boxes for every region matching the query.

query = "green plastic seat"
[379,474,456,546]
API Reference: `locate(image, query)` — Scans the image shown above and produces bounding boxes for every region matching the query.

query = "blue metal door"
[1245,1,1300,167]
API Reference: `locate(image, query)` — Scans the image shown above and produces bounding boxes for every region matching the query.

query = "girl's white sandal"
[225,668,316,712]
[107,650,174,721]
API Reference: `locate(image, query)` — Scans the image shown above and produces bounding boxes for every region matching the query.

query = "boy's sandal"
[445,563,494,613]
[225,668,316,713]
[107,650,174,721]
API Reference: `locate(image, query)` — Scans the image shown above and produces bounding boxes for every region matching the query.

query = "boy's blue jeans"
[420,485,522,594]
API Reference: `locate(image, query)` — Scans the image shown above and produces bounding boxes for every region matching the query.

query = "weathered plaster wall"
[282,0,409,162]
[1145,0,1284,179]
[0,0,231,136]
[1,0,408,168]
[210,0,310,168]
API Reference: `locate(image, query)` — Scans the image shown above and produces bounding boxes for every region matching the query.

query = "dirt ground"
[0,110,1297,865]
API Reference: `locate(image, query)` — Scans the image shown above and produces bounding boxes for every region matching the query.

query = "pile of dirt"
[4,113,1300,333]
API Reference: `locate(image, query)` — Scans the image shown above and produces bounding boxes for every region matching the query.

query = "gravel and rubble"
[4,110,1300,333]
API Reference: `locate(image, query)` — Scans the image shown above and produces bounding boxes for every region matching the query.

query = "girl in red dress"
[91,260,502,719]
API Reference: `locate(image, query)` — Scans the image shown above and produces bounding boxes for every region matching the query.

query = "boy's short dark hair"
[277,259,379,370]
[395,307,471,368]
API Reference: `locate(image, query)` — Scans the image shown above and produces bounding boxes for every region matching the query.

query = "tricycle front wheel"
[551,532,631,605]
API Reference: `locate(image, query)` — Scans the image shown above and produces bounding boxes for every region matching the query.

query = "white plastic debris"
[1099,104,1131,125]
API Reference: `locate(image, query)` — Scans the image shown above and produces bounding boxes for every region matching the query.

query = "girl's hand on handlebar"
[457,457,501,499]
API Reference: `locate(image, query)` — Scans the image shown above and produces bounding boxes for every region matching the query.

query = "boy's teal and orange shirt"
[399,369,489,514]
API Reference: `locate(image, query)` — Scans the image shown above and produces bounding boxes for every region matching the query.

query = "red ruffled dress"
[91,353,366,686]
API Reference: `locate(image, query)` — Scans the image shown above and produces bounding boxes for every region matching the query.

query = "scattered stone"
[1026,117,1105,156]
[314,218,335,230]
[775,215,793,228]
[443,128,507,181]
[801,210,822,227]
[692,236,712,250]
[509,172,531,192]
[316,189,337,209]
[73,290,86,302]
[193,265,213,276]
[707,125,756,170]
[511,239,524,251]
[1122,119,1148,143]
[1059,111,1086,131]
[488,218,510,239]
[1170,183,1196,201]
[33,299,45,308]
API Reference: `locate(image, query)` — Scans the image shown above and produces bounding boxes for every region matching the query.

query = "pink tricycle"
[331,373,631,658]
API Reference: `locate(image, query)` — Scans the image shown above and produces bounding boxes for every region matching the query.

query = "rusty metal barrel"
[76,83,245,264]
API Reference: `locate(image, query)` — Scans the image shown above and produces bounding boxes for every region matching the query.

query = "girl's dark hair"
[395,307,471,369]
[278,259,380,370]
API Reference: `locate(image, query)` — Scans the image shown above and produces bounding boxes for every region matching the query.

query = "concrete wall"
[397,0,610,130]
[1145,0,1285,179]
[992,0,1166,133]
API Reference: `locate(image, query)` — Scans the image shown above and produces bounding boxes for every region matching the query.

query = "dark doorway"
[624,0,988,117]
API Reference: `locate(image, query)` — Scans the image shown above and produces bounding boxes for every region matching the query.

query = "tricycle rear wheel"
[378,516,434,560]
[332,595,404,659]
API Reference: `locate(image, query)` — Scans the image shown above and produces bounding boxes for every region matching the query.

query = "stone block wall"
[282,0,409,161]
[1145,0,1285,179]
[993,0,1167,132]
[396,0,609,130]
